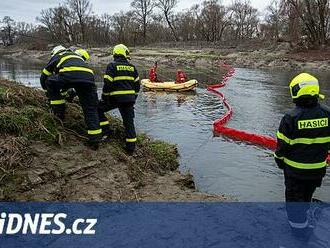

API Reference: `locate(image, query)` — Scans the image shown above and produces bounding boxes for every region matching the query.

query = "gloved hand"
[60,88,76,103]
[66,88,77,103]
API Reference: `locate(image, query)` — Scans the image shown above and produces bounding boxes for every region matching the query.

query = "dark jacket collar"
[114,56,128,63]
[294,96,318,108]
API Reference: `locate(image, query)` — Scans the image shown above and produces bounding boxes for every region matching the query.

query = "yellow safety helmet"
[75,48,90,61]
[51,45,66,57]
[113,44,130,59]
[289,73,325,100]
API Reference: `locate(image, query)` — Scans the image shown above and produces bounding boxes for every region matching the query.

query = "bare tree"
[131,0,155,43]
[26,0,330,48]
[283,0,330,47]
[96,14,113,44]
[148,13,172,42]
[1,16,15,46]
[175,9,198,41]
[156,0,179,41]
[197,0,230,42]
[264,0,282,39]
[229,0,259,40]
[38,6,75,43]
[67,0,92,42]
[111,11,140,45]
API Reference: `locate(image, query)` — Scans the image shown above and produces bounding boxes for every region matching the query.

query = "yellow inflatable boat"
[141,79,198,92]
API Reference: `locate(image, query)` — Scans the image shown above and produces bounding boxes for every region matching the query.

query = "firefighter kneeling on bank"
[40,45,102,149]
[98,44,140,154]
[274,73,330,239]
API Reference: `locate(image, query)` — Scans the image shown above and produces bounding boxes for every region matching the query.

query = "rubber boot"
[125,142,136,155]
[52,105,65,120]
[85,140,100,151]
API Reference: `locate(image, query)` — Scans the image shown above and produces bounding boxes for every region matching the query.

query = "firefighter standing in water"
[40,45,102,149]
[274,73,330,238]
[98,44,140,154]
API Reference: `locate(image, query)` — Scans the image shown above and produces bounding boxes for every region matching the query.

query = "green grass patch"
[148,140,179,171]
[0,85,7,103]
[0,106,58,142]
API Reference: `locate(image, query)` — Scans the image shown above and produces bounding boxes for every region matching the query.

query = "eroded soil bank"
[0,79,227,201]
[1,43,330,71]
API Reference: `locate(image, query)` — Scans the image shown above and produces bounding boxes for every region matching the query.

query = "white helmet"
[51,45,66,57]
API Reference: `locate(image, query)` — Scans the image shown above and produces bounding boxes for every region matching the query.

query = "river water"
[1,57,329,201]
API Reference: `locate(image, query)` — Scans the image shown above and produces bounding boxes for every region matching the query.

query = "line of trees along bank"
[1,0,330,49]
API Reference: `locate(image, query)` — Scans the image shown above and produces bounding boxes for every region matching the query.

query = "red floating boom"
[208,63,330,162]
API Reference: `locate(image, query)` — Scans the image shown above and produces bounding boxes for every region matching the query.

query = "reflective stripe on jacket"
[274,103,330,179]
[40,50,94,89]
[102,57,140,103]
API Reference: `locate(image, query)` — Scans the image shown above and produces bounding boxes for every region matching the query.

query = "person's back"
[279,98,330,180]
[40,46,101,149]
[41,49,94,88]
[98,44,140,154]
[57,50,94,83]
[103,56,139,103]
[274,72,330,240]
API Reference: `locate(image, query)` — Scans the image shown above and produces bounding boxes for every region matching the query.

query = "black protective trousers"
[45,75,101,142]
[98,98,136,151]
[284,170,322,229]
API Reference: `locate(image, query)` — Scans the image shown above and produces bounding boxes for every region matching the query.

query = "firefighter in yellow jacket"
[40,45,101,149]
[98,44,140,154]
[274,73,330,238]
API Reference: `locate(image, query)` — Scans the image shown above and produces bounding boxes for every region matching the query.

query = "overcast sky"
[0,0,271,24]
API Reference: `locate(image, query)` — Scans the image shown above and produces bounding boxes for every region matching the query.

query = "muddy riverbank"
[0,79,227,201]
[1,56,330,201]
[1,43,330,71]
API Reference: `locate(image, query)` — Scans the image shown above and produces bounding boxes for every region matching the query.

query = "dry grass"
[0,136,31,197]
[0,79,182,199]
[0,79,93,143]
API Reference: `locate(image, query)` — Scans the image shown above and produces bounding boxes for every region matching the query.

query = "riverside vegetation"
[0,79,227,201]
